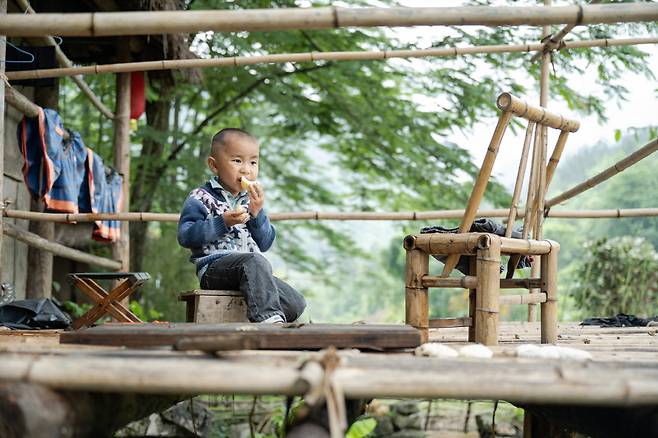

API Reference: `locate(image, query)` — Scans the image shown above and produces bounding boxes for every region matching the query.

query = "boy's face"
[208,135,260,196]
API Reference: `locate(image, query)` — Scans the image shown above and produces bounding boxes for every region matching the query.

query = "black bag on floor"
[0,298,71,329]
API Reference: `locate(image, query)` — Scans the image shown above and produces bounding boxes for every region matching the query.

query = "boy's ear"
[207,156,218,173]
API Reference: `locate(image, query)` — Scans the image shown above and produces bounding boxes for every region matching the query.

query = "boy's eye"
[251,161,258,165]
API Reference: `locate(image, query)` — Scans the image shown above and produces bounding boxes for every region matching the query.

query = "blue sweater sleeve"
[177,196,230,248]
[247,208,276,252]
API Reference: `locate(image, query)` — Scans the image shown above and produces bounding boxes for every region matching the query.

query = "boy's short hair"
[211,128,256,156]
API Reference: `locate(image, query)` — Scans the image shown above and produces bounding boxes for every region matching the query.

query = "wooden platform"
[1,322,657,406]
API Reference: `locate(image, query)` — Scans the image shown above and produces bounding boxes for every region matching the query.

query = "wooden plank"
[429,317,472,328]
[59,323,422,350]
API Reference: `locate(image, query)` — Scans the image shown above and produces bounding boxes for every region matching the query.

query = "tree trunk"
[129,73,172,273]
[26,80,59,299]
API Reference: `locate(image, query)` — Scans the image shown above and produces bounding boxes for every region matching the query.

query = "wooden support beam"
[2,221,121,270]
[1,4,658,36]
[405,249,429,343]
[540,242,559,344]
[4,36,656,81]
[112,71,131,272]
[429,317,472,328]
[475,236,501,346]
[0,0,6,286]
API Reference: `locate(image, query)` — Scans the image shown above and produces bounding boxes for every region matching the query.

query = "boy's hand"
[248,182,265,218]
[223,210,250,228]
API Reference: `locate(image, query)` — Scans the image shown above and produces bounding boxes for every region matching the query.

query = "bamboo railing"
[1,4,658,36]
[4,207,658,223]
[546,138,658,208]
[5,37,657,82]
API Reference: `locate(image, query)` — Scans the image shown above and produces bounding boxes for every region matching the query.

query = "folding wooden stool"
[405,92,579,345]
[67,272,150,329]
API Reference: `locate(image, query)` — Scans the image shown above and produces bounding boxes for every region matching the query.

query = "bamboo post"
[0,0,6,286]
[468,256,477,342]
[546,137,658,208]
[112,72,131,274]
[405,249,429,343]
[4,37,656,82]
[3,222,121,270]
[1,4,658,36]
[441,110,512,277]
[540,241,559,344]
[505,121,536,238]
[475,235,501,346]
[545,130,569,190]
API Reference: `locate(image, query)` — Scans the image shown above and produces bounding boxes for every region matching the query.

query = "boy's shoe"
[259,314,285,324]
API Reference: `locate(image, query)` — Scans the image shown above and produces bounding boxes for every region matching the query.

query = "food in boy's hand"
[241,176,256,190]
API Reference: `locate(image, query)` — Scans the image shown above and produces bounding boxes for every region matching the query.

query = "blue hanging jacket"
[45,130,87,213]
[17,107,67,209]
[79,149,122,243]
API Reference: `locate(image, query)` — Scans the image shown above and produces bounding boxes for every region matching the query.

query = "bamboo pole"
[540,241,559,344]
[441,111,513,277]
[405,249,429,343]
[112,71,131,273]
[422,276,543,290]
[546,137,658,208]
[4,37,657,81]
[496,92,580,132]
[3,207,658,223]
[0,0,6,286]
[475,235,501,346]
[499,292,547,305]
[3,222,121,270]
[545,130,570,189]
[15,0,113,119]
[404,233,488,255]
[2,4,658,36]
[505,121,536,238]
[467,256,477,341]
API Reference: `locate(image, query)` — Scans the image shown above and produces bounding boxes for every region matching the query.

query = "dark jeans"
[201,252,306,322]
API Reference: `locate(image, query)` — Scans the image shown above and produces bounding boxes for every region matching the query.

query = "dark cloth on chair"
[420,218,532,274]
[580,313,658,328]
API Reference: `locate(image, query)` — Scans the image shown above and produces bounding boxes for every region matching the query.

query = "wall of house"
[2,86,33,300]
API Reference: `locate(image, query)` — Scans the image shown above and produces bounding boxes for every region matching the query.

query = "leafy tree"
[570,236,658,317]
[58,0,657,319]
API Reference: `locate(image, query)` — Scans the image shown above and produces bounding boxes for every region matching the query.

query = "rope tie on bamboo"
[299,347,347,438]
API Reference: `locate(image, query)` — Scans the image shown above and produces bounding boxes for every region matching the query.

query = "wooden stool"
[179,290,249,323]
[67,272,150,329]
[404,233,559,345]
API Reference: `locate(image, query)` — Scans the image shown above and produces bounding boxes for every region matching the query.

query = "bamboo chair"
[404,92,579,345]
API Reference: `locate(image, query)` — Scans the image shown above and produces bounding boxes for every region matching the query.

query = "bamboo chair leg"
[545,130,570,191]
[405,249,429,343]
[540,242,560,344]
[468,256,477,342]
[475,235,501,346]
[441,110,512,277]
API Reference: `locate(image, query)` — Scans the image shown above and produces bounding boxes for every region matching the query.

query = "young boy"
[177,128,306,323]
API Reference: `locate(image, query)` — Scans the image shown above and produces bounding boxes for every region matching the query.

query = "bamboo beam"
[112,71,131,272]
[540,241,559,344]
[405,249,429,343]
[3,207,658,223]
[2,221,122,270]
[0,0,6,286]
[429,317,472,328]
[14,0,113,119]
[546,137,658,208]
[499,292,547,305]
[404,233,489,255]
[4,37,657,81]
[545,130,570,190]
[505,121,535,237]
[1,4,658,36]
[441,111,512,277]
[475,236,501,346]
[422,276,542,290]
[496,92,580,132]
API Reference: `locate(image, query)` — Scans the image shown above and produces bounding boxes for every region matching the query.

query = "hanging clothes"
[17,107,66,209]
[45,130,87,213]
[79,149,123,243]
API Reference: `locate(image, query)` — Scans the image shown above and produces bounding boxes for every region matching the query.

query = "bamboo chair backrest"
[440,92,579,277]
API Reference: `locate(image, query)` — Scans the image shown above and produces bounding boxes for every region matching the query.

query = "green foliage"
[128,300,164,322]
[61,301,92,319]
[346,417,377,438]
[570,236,658,317]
